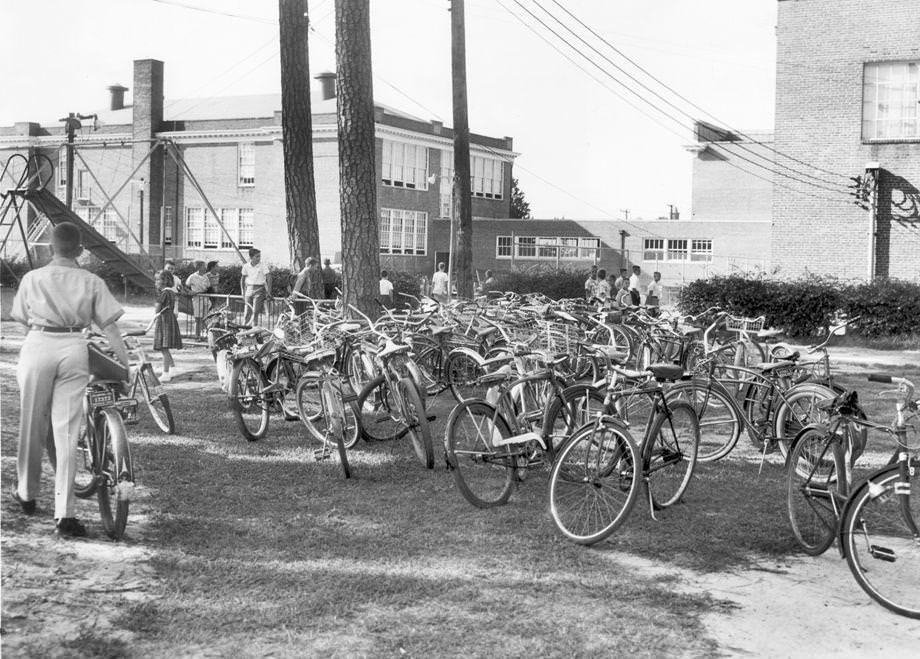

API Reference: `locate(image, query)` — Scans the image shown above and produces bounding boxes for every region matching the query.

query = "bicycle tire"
[446,349,488,404]
[398,377,434,469]
[643,401,699,509]
[785,426,842,555]
[412,338,449,395]
[322,381,352,479]
[96,408,133,540]
[139,364,176,434]
[548,420,641,544]
[343,343,375,396]
[265,355,303,421]
[542,385,607,452]
[74,417,99,499]
[841,466,920,619]
[668,380,741,462]
[444,400,516,508]
[228,358,270,441]
[355,375,403,442]
[296,377,360,449]
[772,383,836,458]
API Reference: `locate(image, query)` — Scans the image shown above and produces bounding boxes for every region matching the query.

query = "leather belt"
[30,325,86,334]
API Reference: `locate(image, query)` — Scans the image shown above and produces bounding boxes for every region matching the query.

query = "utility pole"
[59,113,82,211]
[620,208,630,222]
[450,0,473,299]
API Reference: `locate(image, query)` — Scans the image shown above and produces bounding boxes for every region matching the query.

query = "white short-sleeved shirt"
[647,281,662,298]
[379,278,394,296]
[629,273,640,291]
[594,279,611,301]
[431,271,449,295]
[185,272,210,294]
[242,262,268,287]
[11,261,124,329]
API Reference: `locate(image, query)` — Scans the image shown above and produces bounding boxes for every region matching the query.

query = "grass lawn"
[2,326,917,656]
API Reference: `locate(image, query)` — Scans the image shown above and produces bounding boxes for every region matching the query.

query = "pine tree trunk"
[279,0,321,295]
[450,0,474,298]
[335,0,379,317]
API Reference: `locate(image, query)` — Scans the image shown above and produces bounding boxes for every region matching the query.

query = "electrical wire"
[542,0,853,183]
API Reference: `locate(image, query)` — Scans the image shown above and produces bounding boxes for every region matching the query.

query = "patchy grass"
[3,323,916,656]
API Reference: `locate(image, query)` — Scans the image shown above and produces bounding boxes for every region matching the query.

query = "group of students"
[585,264,662,309]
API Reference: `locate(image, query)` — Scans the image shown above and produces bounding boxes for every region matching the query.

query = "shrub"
[0,258,31,288]
[492,264,587,300]
[678,274,920,337]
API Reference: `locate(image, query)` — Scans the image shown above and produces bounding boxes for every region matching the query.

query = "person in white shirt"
[185,260,211,339]
[379,270,395,308]
[240,248,271,326]
[593,268,611,306]
[629,265,642,306]
[431,262,449,303]
[646,271,663,307]
[614,279,632,309]
[584,265,597,301]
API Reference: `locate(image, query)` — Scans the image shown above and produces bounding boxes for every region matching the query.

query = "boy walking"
[241,248,271,326]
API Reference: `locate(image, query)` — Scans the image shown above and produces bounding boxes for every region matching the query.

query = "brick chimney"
[132,59,164,250]
[108,84,128,111]
[315,71,336,100]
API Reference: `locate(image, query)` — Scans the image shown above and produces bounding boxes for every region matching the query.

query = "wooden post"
[450,0,473,298]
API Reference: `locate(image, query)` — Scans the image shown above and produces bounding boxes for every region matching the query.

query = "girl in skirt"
[153,269,183,381]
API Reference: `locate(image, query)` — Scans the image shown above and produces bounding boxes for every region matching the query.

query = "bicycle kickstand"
[645,477,659,521]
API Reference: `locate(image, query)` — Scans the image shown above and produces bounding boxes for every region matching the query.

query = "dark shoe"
[55,517,87,538]
[9,485,36,515]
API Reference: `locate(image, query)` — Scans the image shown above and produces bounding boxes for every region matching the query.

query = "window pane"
[238,209,254,248]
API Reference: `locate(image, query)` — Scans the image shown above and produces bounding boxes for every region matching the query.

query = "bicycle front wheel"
[668,381,741,462]
[785,426,842,556]
[445,401,515,508]
[398,377,434,469]
[74,417,98,499]
[322,381,351,479]
[446,350,488,404]
[842,465,920,619]
[356,375,403,442]
[548,421,641,545]
[773,383,836,458]
[96,408,133,540]
[139,364,176,434]
[644,401,699,509]
[228,358,270,441]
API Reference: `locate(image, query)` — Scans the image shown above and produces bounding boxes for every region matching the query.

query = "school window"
[381,140,428,190]
[203,212,221,249]
[75,170,90,201]
[164,206,173,245]
[220,209,237,249]
[537,236,557,258]
[691,239,713,262]
[643,238,665,261]
[471,155,504,199]
[578,237,600,259]
[516,236,537,258]
[101,208,118,242]
[379,208,427,255]
[238,208,254,248]
[58,148,67,189]
[185,208,204,247]
[667,239,688,261]
[496,235,513,257]
[862,61,920,140]
[238,142,255,186]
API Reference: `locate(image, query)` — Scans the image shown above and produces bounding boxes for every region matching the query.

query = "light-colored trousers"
[16,332,89,519]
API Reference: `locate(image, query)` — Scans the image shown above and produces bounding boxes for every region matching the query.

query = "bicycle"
[73,369,137,540]
[122,326,177,434]
[548,357,700,545]
[443,347,607,508]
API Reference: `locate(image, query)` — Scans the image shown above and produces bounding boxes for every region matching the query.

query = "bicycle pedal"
[426,414,437,422]
[869,545,897,563]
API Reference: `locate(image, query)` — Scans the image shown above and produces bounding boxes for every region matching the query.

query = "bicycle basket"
[276,311,315,346]
[724,315,765,333]
[539,321,585,354]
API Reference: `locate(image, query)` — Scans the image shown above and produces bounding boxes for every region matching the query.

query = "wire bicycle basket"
[724,315,765,333]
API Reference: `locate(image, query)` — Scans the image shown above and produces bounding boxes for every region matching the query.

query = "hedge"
[678,274,920,337]
[488,264,587,300]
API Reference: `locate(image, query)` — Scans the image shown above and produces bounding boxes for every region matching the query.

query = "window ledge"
[862,138,920,145]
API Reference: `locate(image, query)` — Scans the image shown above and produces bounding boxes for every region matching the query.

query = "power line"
[506,0,852,199]
[542,0,852,183]
[151,0,275,24]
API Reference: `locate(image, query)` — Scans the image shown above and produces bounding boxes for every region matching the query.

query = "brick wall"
[773,0,920,280]
[691,136,773,223]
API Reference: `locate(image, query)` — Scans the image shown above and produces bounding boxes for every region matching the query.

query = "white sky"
[0,0,778,221]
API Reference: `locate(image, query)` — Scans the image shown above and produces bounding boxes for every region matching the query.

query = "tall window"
[101,208,118,242]
[381,140,428,190]
[220,209,237,249]
[186,208,204,247]
[58,147,67,189]
[691,239,713,262]
[496,235,513,257]
[238,142,255,186]
[863,61,919,140]
[164,206,173,245]
[76,170,90,201]
[471,155,503,199]
[643,238,665,261]
[238,208,254,248]
[496,235,598,260]
[379,208,427,255]
[440,150,453,217]
[203,211,221,249]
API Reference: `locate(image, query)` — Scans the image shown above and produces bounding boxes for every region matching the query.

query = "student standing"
[646,271,663,307]
[241,248,271,326]
[629,265,643,306]
[321,258,338,299]
[584,265,598,301]
[185,260,211,339]
[9,222,128,537]
[379,270,395,308]
[431,262,450,303]
[153,270,183,382]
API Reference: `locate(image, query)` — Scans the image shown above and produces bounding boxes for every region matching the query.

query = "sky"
[0,0,778,221]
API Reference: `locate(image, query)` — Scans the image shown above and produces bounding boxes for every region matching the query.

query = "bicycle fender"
[835,464,900,558]
[447,346,486,364]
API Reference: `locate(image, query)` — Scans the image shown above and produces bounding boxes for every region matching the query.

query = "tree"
[450,0,474,299]
[278,0,321,295]
[510,177,531,219]
[335,0,379,317]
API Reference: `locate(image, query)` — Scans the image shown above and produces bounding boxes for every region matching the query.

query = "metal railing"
[176,293,332,338]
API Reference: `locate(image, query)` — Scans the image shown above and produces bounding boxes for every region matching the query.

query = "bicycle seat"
[475,327,498,339]
[124,330,147,337]
[430,325,452,337]
[677,325,701,337]
[647,363,685,382]
[590,344,628,365]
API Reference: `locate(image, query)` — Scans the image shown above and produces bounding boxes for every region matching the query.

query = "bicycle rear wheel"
[842,466,920,619]
[668,381,740,462]
[785,426,842,555]
[543,385,606,451]
[322,381,351,479]
[773,383,836,458]
[355,376,403,442]
[398,377,434,469]
[412,338,449,395]
[548,421,641,544]
[446,350,488,403]
[96,408,133,540]
[228,358,270,441]
[139,364,176,434]
[445,400,515,508]
[74,416,98,499]
[296,377,360,449]
[643,401,699,509]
